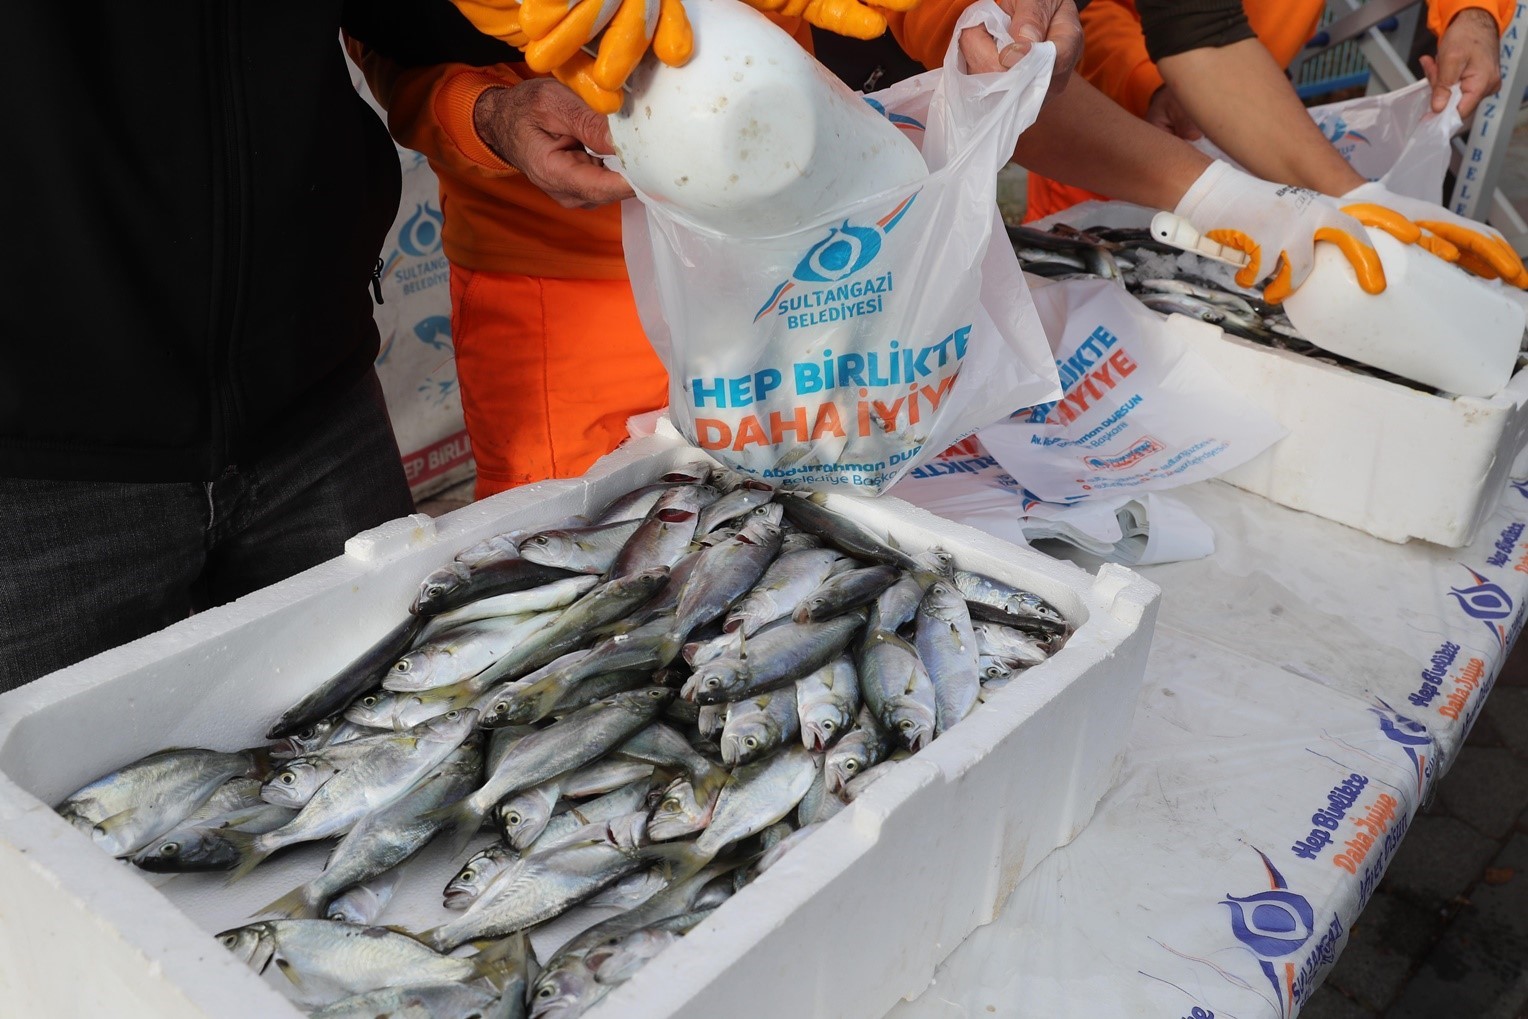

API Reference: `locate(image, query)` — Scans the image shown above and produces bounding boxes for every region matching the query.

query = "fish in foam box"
[0,430,1157,1019]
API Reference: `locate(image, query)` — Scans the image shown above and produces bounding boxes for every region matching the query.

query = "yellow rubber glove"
[1342,181,1528,289]
[742,0,922,40]
[453,0,531,48]
[516,0,694,109]
[1176,161,1386,305]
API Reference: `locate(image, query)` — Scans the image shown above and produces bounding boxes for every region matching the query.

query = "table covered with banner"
[885,471,1528,1018]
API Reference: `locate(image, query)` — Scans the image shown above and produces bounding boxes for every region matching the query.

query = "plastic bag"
[620,3,1061,495]
[1193,79,1462,202]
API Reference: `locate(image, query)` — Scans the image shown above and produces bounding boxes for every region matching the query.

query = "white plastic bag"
[620,5,1061,495]
[978,277,1286,501]
[1193,80,1462,202]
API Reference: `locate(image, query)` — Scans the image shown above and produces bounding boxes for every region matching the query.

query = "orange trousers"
[449,268,669,500]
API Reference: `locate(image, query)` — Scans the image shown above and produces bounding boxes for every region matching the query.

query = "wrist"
[472,86,514,165]
[1449,6,1499,32]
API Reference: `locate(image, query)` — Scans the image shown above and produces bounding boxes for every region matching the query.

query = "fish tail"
[469,931,533,992]
[218,829,274,884]
[641,841,713,885]
[256,884,320,920]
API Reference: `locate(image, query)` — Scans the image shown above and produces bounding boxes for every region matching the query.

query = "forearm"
[1158,38,1364,196]
[1011,76,1211,207]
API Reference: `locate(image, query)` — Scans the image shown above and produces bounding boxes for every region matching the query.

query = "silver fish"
[443,842,517,910]
[609,485,713,578]
[527,778,655,855]
[518,519,645,574]
[683,629,744,667]
[324,870,403,925]
[695,480,774,534]
[418,578,595,639]
[778,531,822,554]
[453,531,523,570]
[224,709,478,879]
[683,610,866,705]
[411,558,581,617]
[866,574,926,636]
[797,765,845,826]
[720,686,799,767]
[56,747,260,858]
[671,516,782,637]
[645,774,715,842]
[587,926,682,984]
[665,745,817,876]
[259,757,342,809]
[973,621,1050,668]
[858,629,937,752]
[585,866,668,911]
[131,784,296,872]
[259,740,483,918]
[529,956,609,1019]
[951,570,1068,637]
[309,982,505,1019]
[796,656,860,752]
[793,565,900,623]
[270,718,347,760]
[917,581,980,735]
[493,783,562,850]
[825,709,890,795]
[344,684,480,732]
[724,549,845,636]
[390,613,564,692]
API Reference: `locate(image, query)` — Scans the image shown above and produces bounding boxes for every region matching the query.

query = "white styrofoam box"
[1164,312,1528,546]
[0,434,1158,1019]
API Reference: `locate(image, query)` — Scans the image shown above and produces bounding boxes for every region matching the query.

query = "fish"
[443,842,516,910]
[525,778,656,856]
[324,870,404,925]
[56,747,263,858]
[517,519,645,574]
[585,866,668,911]
[395,615,559,694]
[343,684,481,732]
[792,564,900,623]
[756,821,823,874]
[671,515,782,637]
[858,629,938,752]
[270,718,348,760]
[411,558,583,617]
[916,581,980,735]
[796,656,859,752]
[865,573,926,636]
[682,610,866,705]
[217,919,522,1003]
[418,578,597,640]
[951,570,1068,637]
[719,686,799,767]
[452,531,523,571]
[433,689,672,838]
[266,616,426,738]
[612,723,727,806]
[260,756,343,809]
[308,981,507,1019]
[825,708,890,795]
[973,621,1051,668]
[777,493,918,570]
[130,781,296,872]
[258,740,483,919]
[222,710,478,880]
[722,548,845,636]
[585,925,686,984]
[796,765,845,826]
[695,480,774,534]
[644,774,715,842]
[528,956,609,1019]
[608,485,713,578]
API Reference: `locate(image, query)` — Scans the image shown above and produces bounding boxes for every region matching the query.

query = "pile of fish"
[54,459,1071,1018]
[1010,222,1439,393]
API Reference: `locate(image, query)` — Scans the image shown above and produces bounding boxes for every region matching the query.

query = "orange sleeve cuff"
[1427,0,1512,37]
[435,70,520,174]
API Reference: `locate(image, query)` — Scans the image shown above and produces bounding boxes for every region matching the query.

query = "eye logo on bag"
[1510,479,1528,499]
[1447,565,1514,648]
[794,223,882,284]
[397,202,445,258]
[1222,850,1339,1016]
[1319,116,1370,148]
[1370,700,1431,793]
[753,193,918,326]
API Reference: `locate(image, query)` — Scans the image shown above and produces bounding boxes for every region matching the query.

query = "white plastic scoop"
[1150,211,1526,397]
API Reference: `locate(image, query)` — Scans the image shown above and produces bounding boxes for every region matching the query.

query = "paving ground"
[415,109,1528,1019]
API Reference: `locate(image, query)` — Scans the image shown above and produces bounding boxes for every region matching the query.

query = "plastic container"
[607,0,927,235]
[0,429,1158,1019]
[1150,211,1526,398]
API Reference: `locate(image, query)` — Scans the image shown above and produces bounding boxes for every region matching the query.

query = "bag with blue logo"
[620,3,1061,495]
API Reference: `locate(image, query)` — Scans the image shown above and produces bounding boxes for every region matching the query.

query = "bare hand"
[472,79,635,209]
[1144,85,1201,141]
[958,0,1083,96]
[1421,8,1501,118]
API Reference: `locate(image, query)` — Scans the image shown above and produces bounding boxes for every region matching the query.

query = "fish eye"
[504,812,521,826]
[493,702,509,714]
[743,736,758,749]
[843,760,858,772]
[394,660,410,673]
[821,720,835,733]
[704,677,721,690]
[460,869,475,882]
[445,710,460,720]
[279,772,296,785]
[537,986,556,999]
[427,584,444,598]
[220,934,237,948]
[661,797,680,811]
[297,726,318,739]
[159,842,179,856]
[899,719,914,731]
[648,689,664,698]
[362,696,378,707]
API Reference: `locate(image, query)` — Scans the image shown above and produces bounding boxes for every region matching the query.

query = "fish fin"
[690,765,729,814]
[468,931,531,992]
[272,957,307,992]
[91,808,139,842]
[423,796,487,857]
[640,841,712,885]
[217,828,275,884]
[255,885,319,920]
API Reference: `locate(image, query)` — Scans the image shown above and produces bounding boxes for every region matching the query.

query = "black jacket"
[1,2,415,482]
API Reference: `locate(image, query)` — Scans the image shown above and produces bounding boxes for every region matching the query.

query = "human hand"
[517,0,693,107]
[1421,8,1500,118]
[743,0,922,41]
[472,79,635,208]
[1145,85,1201,141]
[958,0,1082,94]
[1342,180,1528,287]
[1175,161,1385,303]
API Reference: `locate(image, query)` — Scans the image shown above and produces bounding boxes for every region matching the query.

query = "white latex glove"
[1174,160,1385,303]
[1341,180,1528,289]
